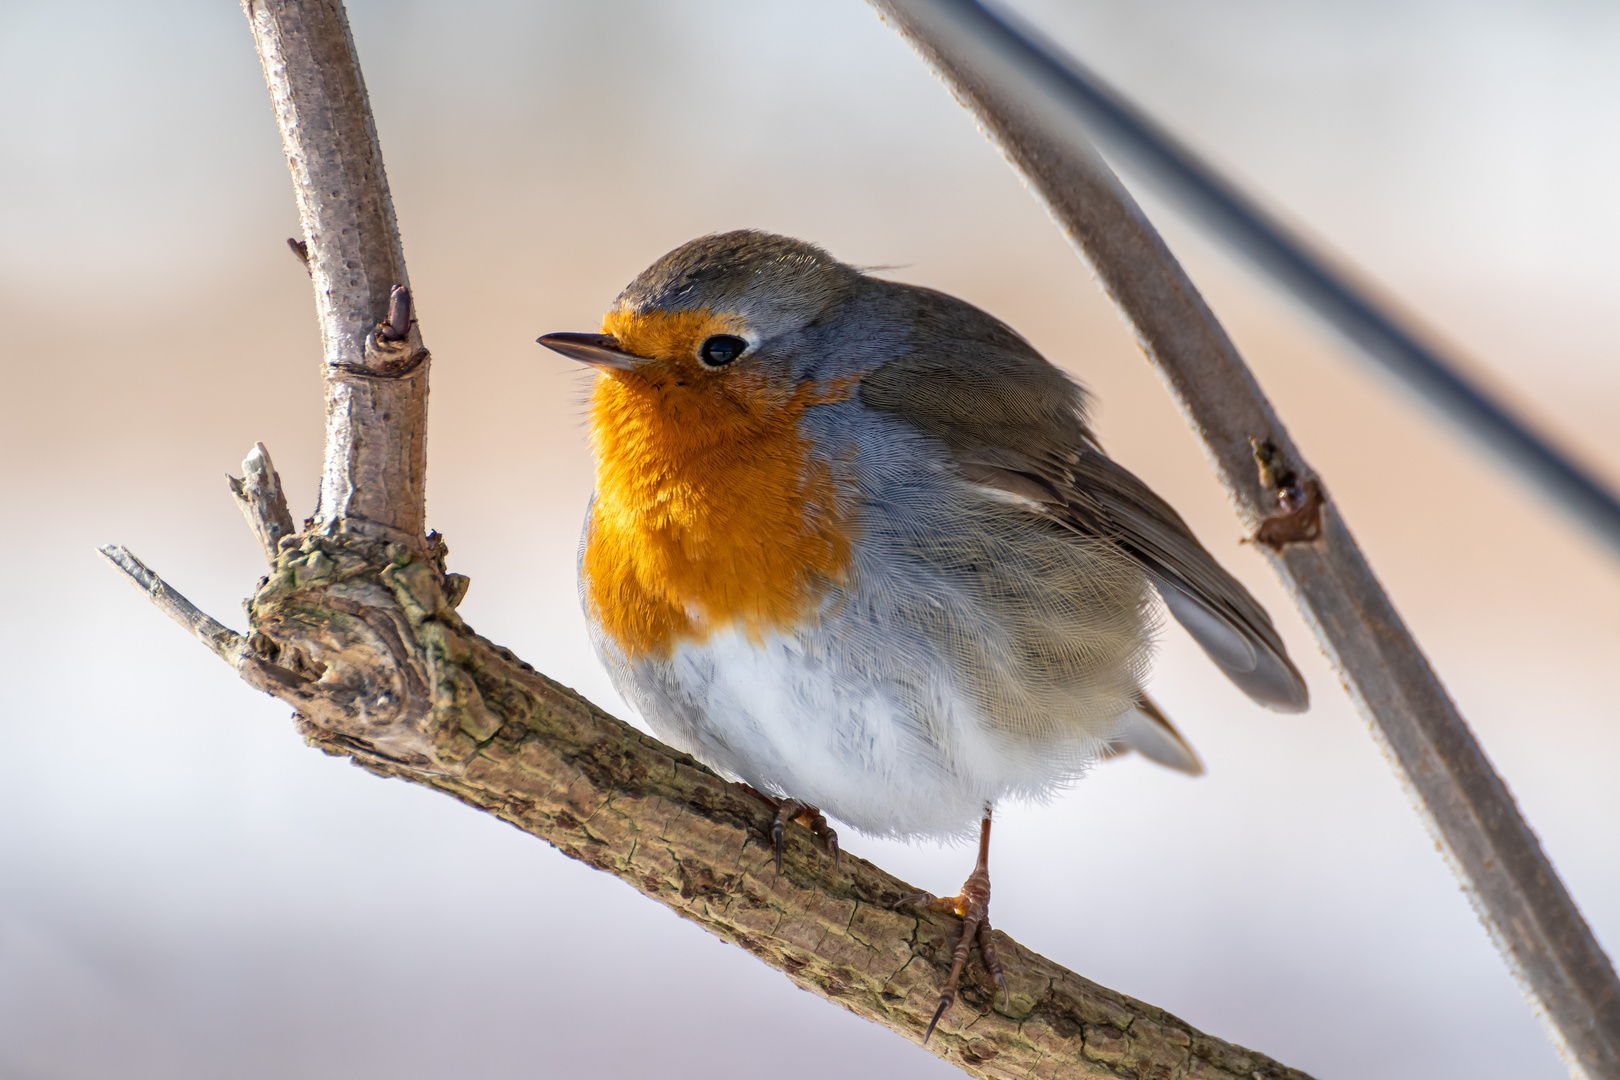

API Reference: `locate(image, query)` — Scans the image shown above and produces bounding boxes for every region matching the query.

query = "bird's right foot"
[891,811,1008,1043]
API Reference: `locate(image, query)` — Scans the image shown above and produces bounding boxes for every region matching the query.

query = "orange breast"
[583,326,857,661]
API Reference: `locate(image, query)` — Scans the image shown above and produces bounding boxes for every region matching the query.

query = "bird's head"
[539,231,862,429]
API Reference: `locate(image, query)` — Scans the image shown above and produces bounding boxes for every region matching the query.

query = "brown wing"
[857,298,1309,713]
[957,443,1308,712]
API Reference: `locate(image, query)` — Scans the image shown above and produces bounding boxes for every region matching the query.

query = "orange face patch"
[601,306,746,369]
[584,308,857,660]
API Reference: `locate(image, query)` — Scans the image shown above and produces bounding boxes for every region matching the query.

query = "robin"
[539,230,1308,1040]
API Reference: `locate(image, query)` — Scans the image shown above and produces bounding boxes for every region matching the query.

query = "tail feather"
[1105,693,1204,776]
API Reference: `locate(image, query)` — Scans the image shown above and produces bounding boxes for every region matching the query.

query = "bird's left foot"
[892,813,1009,1043]
[770,798,839,872]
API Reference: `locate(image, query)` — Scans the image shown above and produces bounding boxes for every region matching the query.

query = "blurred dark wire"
[905,0,1620,561]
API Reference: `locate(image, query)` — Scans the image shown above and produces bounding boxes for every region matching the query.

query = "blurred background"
[2,1,1617,1077]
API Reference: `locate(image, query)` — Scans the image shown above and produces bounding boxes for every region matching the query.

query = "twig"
[286,237,311,275]
[97,545,244,662]
[865,3,1620,1078]
[380,284,411,342]
[228,442,296,563]
[246,0,428,543]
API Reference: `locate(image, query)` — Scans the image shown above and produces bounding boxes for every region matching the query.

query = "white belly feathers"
[586,430,1156,842]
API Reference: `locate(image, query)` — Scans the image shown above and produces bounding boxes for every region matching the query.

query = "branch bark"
[862,4,1620,1078]
[247,0,429,544]
[98,1,1351,1076]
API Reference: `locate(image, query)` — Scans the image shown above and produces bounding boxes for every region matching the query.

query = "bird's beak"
[536,332,642,371]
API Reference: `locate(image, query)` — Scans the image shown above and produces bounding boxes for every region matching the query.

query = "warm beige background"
[3,1,1617,1078]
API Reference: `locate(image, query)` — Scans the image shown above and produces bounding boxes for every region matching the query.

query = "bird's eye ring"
[699,335,747,368]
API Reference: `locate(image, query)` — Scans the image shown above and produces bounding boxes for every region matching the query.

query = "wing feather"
[856,301,1309,713]
[1015,448,1307,712]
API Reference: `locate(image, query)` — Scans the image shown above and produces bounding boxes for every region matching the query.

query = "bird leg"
[755,794,839,873]
[893,810,1009,1043]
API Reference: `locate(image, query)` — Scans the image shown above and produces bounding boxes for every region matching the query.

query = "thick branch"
[245,0,428,544]
[109,523,1316,1080]
[864,3,1620,1077]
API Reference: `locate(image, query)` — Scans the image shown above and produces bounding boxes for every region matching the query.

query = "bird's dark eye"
[699,335,747,368]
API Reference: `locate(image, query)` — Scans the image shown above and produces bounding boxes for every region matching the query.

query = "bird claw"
[771,814,788,874]
[924,990,954,1044]
[979,917,1011,1011]
[769,798,838,873]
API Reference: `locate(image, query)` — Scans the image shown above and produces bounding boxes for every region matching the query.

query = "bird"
[538,229,1309,1041]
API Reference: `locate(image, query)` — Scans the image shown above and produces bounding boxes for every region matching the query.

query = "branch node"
[1249,438,1324,547]
[287,237,311,276]
[381,283,411,341]
[314,514,424,550]
[443,573,471,609]
[331,284,423,376]
[347,330,427,378]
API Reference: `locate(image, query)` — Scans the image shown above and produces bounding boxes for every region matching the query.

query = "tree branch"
[110,513,1317,1079]
[246,0,428,544]
[863,3,1620,1078]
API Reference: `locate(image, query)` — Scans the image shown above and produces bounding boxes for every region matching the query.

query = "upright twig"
[247,0,429,544]
[229,442,297,562]
[865,3,1620,1078]
[92,1,1331,1076]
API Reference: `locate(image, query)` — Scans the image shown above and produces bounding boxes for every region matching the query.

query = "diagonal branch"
[956,9,1620,562]
[108,515,1317,1079]
[103,450,1318,1080]
[863,3,1620,1078]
